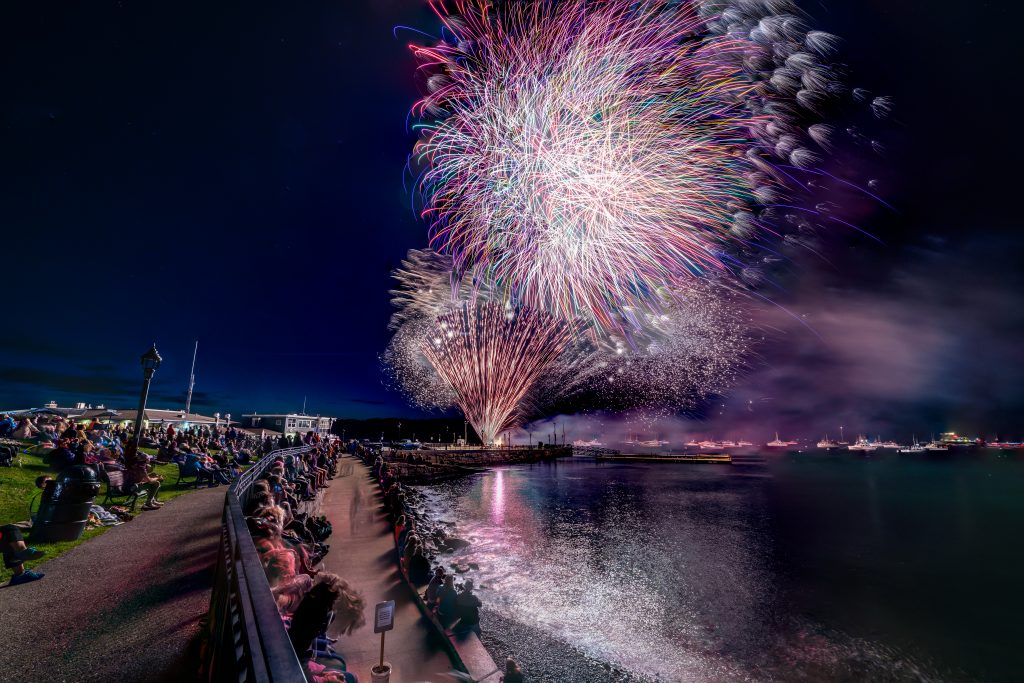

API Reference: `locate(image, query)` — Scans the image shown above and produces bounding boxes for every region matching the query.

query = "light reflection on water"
[415,455,1022,682]
[420,460,770,681]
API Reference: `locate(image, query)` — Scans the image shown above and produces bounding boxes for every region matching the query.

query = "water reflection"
[417,455,1022,682]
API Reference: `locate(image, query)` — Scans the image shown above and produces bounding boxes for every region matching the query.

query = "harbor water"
[415,451,1023,682]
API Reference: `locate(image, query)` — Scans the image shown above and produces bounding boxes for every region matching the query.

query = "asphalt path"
[0,486,223,683]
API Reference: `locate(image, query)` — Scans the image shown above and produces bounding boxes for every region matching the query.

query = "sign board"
[374,600,395,634]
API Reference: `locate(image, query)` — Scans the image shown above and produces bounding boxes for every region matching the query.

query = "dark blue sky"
[2,1,1022,434]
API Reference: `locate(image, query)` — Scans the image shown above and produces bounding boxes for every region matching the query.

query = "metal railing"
[203,447,310,683]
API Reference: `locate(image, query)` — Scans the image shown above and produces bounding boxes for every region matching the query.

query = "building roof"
[242,413,335,420]
[109,408,230,425]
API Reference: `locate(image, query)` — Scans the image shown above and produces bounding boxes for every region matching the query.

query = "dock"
[594,452,732,464]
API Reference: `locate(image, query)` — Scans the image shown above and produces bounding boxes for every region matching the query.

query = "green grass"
[0,443,210,581]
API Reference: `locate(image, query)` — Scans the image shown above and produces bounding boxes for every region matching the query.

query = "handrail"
[203,447,311,683]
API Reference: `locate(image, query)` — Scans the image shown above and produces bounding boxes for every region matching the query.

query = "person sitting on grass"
[12,417,39,440]
[182,449,216,486]
[127,453,164,511]
[0,524,45,586]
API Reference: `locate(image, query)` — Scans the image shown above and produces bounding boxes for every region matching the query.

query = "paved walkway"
[0,486,224,683]
[320,456,455,683]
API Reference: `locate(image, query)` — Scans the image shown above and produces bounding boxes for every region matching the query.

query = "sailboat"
[766,433,798,448]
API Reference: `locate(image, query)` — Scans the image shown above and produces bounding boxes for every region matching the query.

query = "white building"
[241,413,334,438]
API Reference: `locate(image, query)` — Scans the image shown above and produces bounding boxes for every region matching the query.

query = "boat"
[816,435,840,449]
[684,439,701,448]
[737,440,754,447]
[879,440,901,449]
[572,439,605,447]
[898,436,926,453]
[848,436,878,452]
[595,452,731,464]
[766,433,799,449]
[924,441,949,452]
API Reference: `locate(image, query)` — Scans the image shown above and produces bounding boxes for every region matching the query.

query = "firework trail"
[385,249,591,434]
[422,301,579,444]
[408,0,889,344]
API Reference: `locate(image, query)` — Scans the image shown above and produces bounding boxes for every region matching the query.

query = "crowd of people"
[364,447,525,682]
[0,412,292,586]
[243,439,367,683]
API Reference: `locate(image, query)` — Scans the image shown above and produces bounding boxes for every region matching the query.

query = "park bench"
[100,466,141,510]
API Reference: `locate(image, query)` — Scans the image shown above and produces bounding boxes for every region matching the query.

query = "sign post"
[373,600,395,680]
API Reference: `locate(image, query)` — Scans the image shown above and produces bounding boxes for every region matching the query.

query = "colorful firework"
[408,0,886,344]
[422,300,579,444]
[411,0,760,338]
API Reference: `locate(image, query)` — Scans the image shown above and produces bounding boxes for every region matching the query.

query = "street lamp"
[128,343,162,465]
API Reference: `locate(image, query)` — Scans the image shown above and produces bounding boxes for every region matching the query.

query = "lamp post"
[128,343,162,465]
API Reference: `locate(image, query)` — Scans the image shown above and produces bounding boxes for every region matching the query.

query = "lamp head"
[141,343,162,375]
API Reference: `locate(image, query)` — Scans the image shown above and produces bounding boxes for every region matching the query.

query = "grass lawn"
[0,443,212,581]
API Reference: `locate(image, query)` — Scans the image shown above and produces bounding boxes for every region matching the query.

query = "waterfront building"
[240,413,334,439]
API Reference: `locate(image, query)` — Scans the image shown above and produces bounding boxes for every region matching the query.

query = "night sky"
[2,1,1022,437]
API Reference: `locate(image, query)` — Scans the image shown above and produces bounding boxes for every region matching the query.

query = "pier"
[319,456,456,681]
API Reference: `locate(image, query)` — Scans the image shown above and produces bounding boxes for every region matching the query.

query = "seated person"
[454,579,482,634]
[437,575,458,620]
[44,440,76,471]
[127,454,164,510]
[12,417,39,440]
[408,547,432,585]
[425,566,446,607]
[182,450,217,486]
[1,524,45,585]
[288,573,365,683]
[0,414,16,438]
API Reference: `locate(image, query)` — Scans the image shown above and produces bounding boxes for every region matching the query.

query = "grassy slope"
[0,444,212,580]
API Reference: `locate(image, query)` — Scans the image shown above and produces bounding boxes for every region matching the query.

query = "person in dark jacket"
[454,579,482,634]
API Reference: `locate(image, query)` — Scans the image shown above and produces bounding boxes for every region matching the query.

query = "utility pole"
[184,340,198,415]
[302,396,307,414]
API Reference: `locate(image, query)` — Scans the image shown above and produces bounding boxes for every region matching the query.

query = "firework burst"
[408,0,887,344]
[412,0,762,339]
[422,300,579,444]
